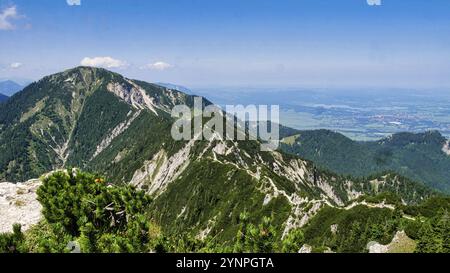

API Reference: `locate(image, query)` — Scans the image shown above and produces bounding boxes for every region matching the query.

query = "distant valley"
[191,87,450,141]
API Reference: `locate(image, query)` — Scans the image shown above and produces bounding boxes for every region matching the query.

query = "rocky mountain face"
[0,67,438,243]
[0,67,202,183]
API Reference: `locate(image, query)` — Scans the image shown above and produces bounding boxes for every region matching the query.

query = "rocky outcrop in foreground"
[0,179,42,233]
[367,231,416,253]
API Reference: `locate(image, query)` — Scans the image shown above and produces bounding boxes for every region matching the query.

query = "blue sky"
[1,0,450,88]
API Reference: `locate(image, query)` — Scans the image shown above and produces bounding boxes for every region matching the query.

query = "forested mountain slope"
[280,129,450,193]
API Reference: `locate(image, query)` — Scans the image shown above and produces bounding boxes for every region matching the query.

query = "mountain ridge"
[0,66,443,249]
[280,129,450,193]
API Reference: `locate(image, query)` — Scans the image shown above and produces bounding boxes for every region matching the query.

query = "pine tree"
[0,224,24,253]
[37,169,154,253]
[281,228,305,253]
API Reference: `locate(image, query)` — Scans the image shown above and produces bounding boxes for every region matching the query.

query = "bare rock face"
[367,230,416,253]
[0,179,42,233]
[298,244,312,253]
[443,140,450,156]
[367,241,389,253]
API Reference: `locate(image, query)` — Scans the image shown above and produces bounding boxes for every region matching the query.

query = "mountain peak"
[0,80,23,97]
[63,66,119,76]
[0,80,19,85]
[381,130,445,146]
[44,66,120,82]
[0,67,207,181]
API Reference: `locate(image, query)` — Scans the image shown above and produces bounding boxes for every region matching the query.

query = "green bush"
[281,229,305,253]
[37,169,154,253]
[0,224,24,253]
[415,209,450,253]
[232,213,278,253]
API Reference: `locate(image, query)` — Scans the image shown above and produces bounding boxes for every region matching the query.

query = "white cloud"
[0,6,19,30]
[67,0,81,6]
[367,0,382,6]
[10,62,22,69]
[141,61,173,71]
[80,57,127,68]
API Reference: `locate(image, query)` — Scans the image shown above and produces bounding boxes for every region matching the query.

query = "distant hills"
[0,80,23,97]
[155,82,193,94]
[280,129,450,193]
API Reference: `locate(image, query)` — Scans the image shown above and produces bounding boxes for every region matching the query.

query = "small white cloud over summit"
[10,62,23,69]
[80,57,127,68]
[367,0,381,6]
[141,61,173,71]
[67,0,81,6]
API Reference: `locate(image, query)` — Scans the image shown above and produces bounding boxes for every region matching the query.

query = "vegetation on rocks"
[0,170,448,253]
